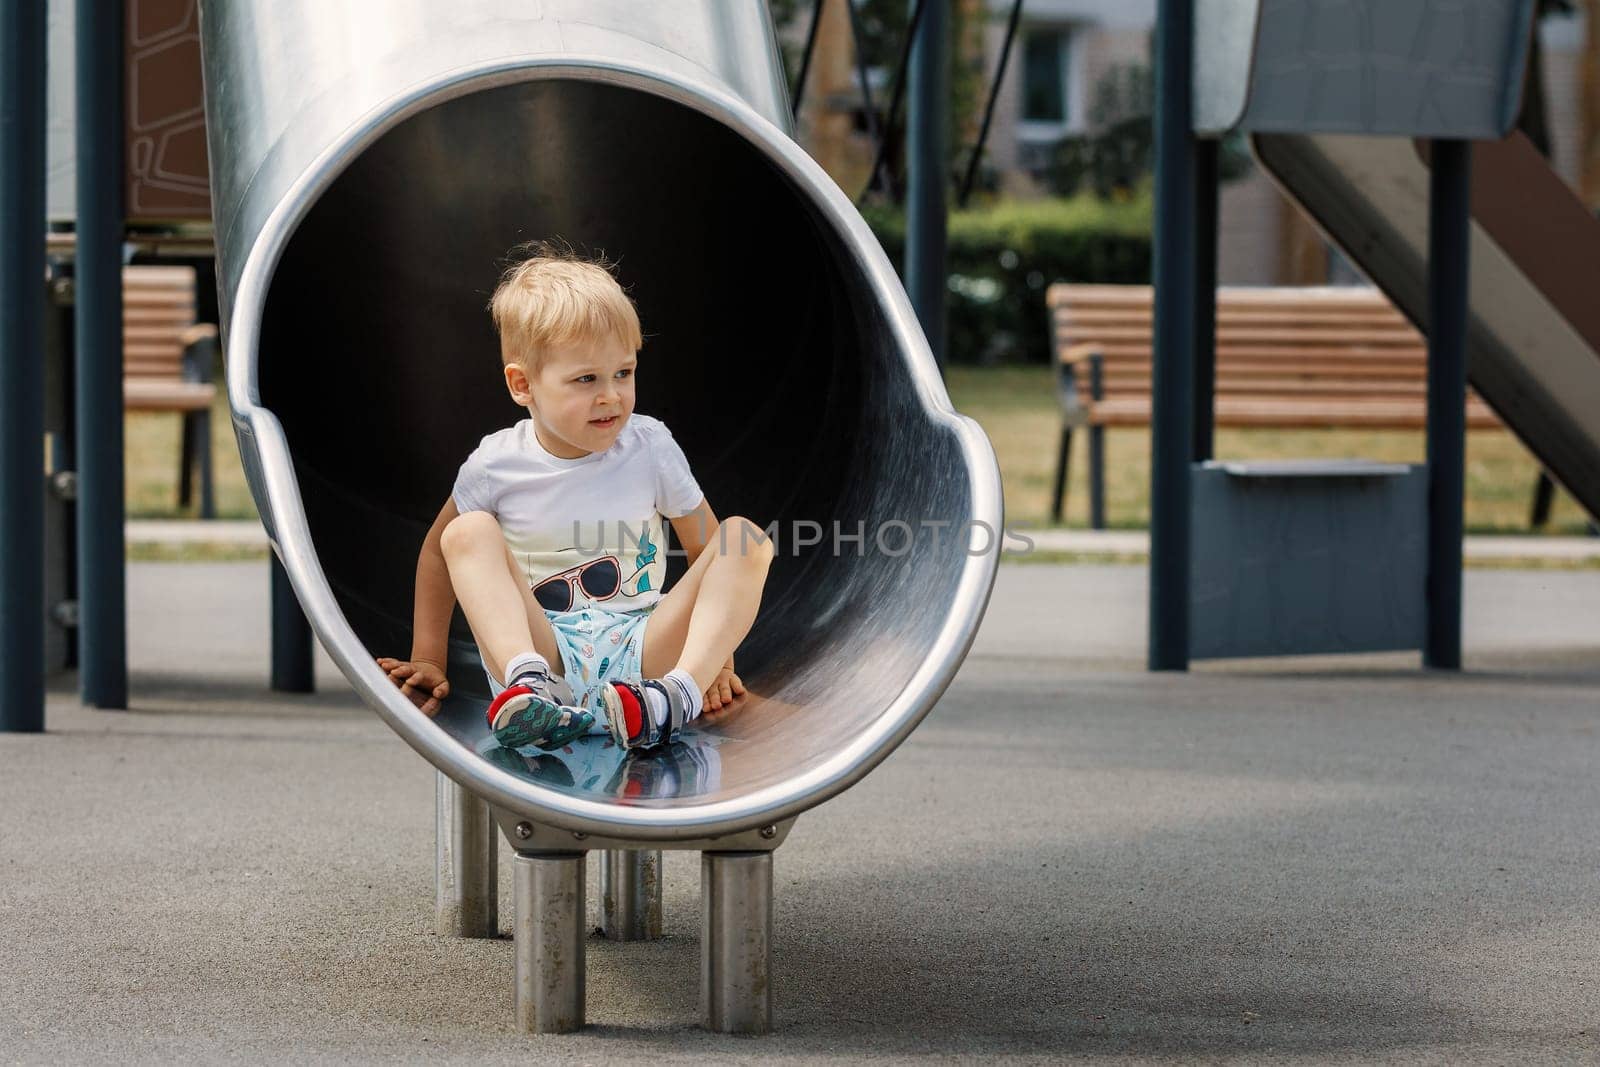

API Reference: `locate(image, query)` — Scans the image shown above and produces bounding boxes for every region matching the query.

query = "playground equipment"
[197,0,1001,1034]
[1247,136,1600,522]
[1195,0,1599,523]
[1148,0,1599,668]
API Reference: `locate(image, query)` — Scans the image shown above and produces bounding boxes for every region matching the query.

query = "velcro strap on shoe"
[661,679,687,739]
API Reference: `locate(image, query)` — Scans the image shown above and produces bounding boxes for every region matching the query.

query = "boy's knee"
[719,515,774,565]
[439,509,502,557]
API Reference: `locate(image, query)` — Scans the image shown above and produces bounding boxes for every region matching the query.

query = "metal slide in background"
[1192,0,1598,523]
[1252,131,1600,523]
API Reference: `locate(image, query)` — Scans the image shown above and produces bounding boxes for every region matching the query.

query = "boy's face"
[505,336,637,460]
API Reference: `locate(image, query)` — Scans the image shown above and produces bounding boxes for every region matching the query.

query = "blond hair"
[487,240,642,371]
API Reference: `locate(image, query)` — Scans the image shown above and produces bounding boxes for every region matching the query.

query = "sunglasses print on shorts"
[532,555,622,612]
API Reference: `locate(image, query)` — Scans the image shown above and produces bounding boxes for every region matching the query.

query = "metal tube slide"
[196,1,1002,842]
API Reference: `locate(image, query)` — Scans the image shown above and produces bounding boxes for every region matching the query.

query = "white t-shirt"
[451,413,704,614]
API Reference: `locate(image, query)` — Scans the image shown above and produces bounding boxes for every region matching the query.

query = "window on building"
[1021,29,1071,126]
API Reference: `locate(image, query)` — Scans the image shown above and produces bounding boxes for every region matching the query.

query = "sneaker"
[598,677,692,751]
[487,682,593,751]
[479,741,578,788]
[604,740,716,800]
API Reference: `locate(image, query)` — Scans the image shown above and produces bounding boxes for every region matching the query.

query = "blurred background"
[104,0,1597,537]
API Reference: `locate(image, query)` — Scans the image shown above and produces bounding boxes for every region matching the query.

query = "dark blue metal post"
[1148,0,1197,671]
[1,0,49,732]
[1088,356,1106,530]
[1425,139,1470,670]
[1192,138,1219,463]
[271,557,315,693]
[75,0,128,708]
[905,0,949,370]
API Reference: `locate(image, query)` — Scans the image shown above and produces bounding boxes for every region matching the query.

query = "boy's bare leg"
[641,516,774,691]
[440,511,563,685]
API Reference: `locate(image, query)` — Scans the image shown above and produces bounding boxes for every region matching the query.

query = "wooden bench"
[1046,284,1502,527]
[123,265,219,518]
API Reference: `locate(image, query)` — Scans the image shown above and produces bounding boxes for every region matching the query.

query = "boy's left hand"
[704,663,745,714]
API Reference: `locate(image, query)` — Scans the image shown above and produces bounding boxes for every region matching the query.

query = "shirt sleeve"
[652,421,705,518]
[451,452,494,515]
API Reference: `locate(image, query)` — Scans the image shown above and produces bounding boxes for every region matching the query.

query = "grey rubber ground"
[2,562,1597,1063]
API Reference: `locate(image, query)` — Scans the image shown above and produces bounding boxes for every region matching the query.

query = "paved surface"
[1013,528,1600,563]
[3,562,1599,1063]
[127,519,1600,563]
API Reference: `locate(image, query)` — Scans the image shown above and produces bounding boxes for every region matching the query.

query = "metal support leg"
[1,0,48,732]
[178,412,195,509]
[434,771,497,938]
[43,269,75,679]
[1089,353,1107,531]
[600,849,662,941]
[1425,139,1470,670]
[701,851,773,1035]
[513,851,585,1034]
[1148,0,1198,671]
[1193,138,1219,465]
[1530,471,1555,529]
[195,406,215,520]
[75,0,128,709]
[906,0,950,370]
[1050,426,1072,523]
[270,554,314,692]
[1089,425,1106,531]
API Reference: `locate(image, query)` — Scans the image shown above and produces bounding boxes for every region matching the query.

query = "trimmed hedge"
[861,193,1152,365]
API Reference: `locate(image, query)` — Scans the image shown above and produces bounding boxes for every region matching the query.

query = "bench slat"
[1050,282,1499,428]
[117,265,212,416]
[1050,283,1410,308]
[1059,326,1422,346]
[1091,395,1499,429]
[1065,308,1409,328]
[123,380,215,411]
[1086,377,1434,395]
[1071,357,1433,379]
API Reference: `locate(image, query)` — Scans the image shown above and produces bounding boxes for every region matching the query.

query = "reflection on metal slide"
[1252,131,1600,522]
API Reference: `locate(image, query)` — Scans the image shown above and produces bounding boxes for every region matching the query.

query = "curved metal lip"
[225,54,1004,841]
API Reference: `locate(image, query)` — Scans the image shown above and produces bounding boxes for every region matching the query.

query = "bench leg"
[1530,470,1554,529]
[513,851,586,1033]
[178,412,195,509]
[600,849,662,941]
[195,406,215,519]
[434,771,497,938]
[1089,424,1106,531]
[1050,425,1072,523]
[701,851,773,1034]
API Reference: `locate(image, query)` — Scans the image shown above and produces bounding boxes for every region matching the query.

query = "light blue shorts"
[483,605,654,732]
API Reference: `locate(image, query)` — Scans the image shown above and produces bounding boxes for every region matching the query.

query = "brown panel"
[1463,133,1600,373]
[125,0,211,224]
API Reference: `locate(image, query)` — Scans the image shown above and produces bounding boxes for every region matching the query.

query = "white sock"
[666,669,704,721]
[643,668,704,728]
[503,650,550,689]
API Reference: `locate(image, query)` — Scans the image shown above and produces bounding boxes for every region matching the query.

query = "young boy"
[376,242,774,752]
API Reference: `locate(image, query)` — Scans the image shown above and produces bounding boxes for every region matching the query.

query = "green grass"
[126,541,269,562]
[124,365,1593,539]
[126,387,258,521]
[1002,548,1600,571]
[943,364,1595,536]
